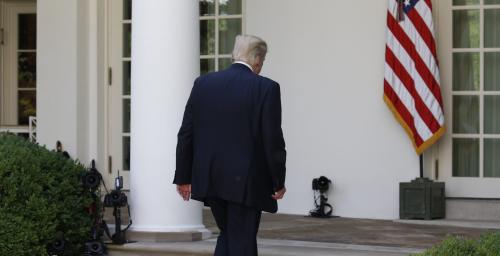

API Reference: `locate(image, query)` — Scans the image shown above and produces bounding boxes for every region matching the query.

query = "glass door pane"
[18,14,36,50]
[453,52,480,91]
[484,9,500,48]
[453,95,479,134]
[484,139,500,177]
[484,96,500,134]
[453,10,480,48]
[200,0,215,16]
[485,0,500,5]
[200,20,216,55]
[18,91,36,125]
[218,18,241,54]
[453,138,480,177]
[18,52,36,88]
[219,0,242,15]
[453,0,480,5]
[485,52,500,91]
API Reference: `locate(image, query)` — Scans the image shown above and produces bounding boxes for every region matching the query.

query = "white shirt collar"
[234,61,253,72]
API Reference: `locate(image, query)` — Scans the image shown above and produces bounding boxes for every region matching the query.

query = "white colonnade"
[129,0,206,241]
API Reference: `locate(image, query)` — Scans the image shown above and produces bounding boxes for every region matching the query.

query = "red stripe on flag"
[384,80,424,146]
[407,9,438,60]
[424,0,432,9]
[387,12,443,109]
[386,47,440,133]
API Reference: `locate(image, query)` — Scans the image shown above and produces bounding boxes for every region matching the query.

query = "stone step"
[107,238,423,256]
[446,198,500,221]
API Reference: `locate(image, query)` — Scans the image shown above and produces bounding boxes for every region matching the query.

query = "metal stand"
[310,191,334,218]
[111,206,127,244]
[420,154,424,178]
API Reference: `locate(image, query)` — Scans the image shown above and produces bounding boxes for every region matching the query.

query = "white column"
[130,0,204,235]
[38,0,79,155]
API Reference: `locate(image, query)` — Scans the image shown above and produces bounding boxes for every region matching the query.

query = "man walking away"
[174,34,287,256]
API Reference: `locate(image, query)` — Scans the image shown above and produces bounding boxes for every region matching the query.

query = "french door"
[0,0,36,138]
[436,0,500,198]
[107,0,131,190]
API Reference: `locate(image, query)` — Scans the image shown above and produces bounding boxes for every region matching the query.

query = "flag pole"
[419,154,424,178]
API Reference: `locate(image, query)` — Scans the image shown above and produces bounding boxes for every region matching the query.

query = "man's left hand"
[177,184,191,201]
[272,187,286,200]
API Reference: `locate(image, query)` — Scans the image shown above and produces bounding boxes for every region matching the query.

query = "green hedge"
[0,133,94,255]
[413,232,500,256]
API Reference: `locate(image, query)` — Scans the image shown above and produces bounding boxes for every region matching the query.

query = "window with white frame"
[199,0,243,74]
[452,0,500,177]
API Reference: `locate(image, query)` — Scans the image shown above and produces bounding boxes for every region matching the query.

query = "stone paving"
[107,209,500,255]
[203,209,498,249]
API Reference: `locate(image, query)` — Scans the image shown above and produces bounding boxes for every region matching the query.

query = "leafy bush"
[0,133,94,255]
[413,232,500,256]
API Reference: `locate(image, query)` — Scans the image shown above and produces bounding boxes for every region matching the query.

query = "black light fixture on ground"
[47,232,65,256]
[309,176,336,218]
[82,160,107,256]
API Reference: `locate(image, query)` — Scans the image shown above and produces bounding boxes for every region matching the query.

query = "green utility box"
[400,178,445,220]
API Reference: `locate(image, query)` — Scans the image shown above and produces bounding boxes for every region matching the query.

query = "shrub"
[477,232,500,256]
[0,133,94,255]
[413,232,500,256]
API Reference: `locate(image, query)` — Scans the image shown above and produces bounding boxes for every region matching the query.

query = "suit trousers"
[206,197,262,256]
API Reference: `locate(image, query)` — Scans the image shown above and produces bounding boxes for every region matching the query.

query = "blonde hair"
[232,35,267,66]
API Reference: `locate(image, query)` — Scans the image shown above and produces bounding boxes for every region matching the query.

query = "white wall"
[246,0,421,219]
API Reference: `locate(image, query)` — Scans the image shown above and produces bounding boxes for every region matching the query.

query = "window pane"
[200,0,215,16]
[18,14,36,50]
[485,52,500,91]
[123,99,130,133]
[18,52,36,88]
[123,136,130,171]
[453,10,480,48]
[453,0,479,5]
[453,138,479,177]
[485,0,500,5]
[218,58,232,70]
[453,95,479,134]
[219,0,242,15]
[453,52,479,91]
[200,59,215,75]
[18,91,36,125]
[200,20,215,55]
[485,139,500,177]
[123,0,132,20]
[485,96,500,134]
[123,61,131,95]
[123,24,132,58]
[485,9,500,48]
[219,19,241,54]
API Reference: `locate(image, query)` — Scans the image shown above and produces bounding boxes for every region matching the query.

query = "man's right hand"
[177,184,191,201]
[272,187,286,200]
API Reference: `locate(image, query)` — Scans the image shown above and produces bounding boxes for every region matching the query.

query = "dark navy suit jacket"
[173,63,286,213]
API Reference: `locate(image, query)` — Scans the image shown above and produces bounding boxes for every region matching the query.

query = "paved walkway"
[109,238,421,256]
[204,210,496,249]
[107,209,500,255]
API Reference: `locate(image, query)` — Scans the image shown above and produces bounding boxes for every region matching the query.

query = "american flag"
[384,0,445,155]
